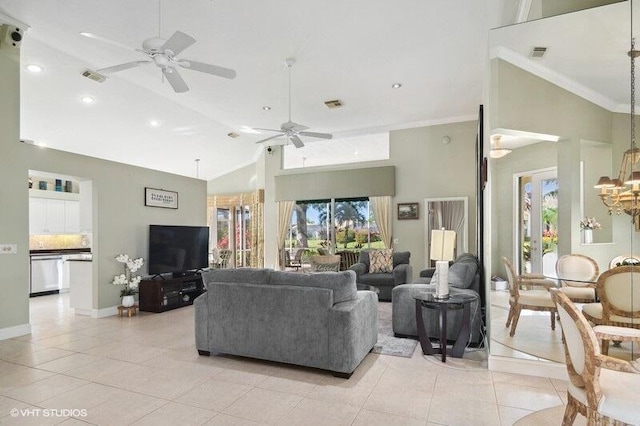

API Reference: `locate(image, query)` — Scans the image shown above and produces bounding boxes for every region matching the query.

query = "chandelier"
[594,36,640,217]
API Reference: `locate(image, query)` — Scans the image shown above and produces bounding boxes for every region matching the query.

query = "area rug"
[371,302,418,358]
[514,405,587,426]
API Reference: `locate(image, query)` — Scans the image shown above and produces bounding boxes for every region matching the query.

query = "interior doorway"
[515,168,558,275]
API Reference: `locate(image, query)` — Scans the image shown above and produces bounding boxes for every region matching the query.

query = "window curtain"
[370,196,392,248]
[249,191,264,268]
[431,201,465,258]
[277,200,295,270]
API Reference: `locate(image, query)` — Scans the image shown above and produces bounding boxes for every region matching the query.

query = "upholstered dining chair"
[555,254,599,303]
[551,290,640,425]
[582,265,640,355]
[502,257,557,337]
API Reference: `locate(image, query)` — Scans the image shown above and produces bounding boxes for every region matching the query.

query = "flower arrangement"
[112,254,144,296]
[579,217,601,230]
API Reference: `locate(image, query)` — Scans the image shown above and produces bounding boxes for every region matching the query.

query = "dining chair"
[582,265,640,355]
[609,255,640,269]
[555,254,599,303]
[551,290,640,425]
[502,257,557,337]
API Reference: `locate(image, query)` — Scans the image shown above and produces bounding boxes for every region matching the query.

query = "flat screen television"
[148,225,209,276]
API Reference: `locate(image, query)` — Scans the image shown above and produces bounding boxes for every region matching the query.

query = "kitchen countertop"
[30,248,92,256]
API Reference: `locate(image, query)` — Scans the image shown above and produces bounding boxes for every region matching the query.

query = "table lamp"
[430,228,456,299]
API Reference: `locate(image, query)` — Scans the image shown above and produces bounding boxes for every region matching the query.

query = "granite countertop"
[30,248,92,255]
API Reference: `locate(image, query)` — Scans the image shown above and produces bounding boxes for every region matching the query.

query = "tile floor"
[0,293,573,425]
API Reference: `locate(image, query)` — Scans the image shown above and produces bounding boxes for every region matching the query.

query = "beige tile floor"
[0,293,573,425]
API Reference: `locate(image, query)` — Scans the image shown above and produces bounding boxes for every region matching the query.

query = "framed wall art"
[397,202,419,220]
[145,187,178,209]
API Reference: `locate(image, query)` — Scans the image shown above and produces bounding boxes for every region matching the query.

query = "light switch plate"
[0,244,17,254]
[393,239,399,245]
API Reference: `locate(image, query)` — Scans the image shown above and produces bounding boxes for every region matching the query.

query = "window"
[284,197,383,254]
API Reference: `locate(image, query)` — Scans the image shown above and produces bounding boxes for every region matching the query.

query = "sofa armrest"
[349,262,367,280]
[420,268,436,278]
[393,263,413,285]
[194,292,209,352]
[328,292,378,374]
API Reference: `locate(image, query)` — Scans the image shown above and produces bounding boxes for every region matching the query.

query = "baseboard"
[0,323,31,340]
[488,354,568,380]
[73,306,118,318]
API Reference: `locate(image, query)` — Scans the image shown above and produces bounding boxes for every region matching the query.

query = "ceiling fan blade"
[178,60,236,80]
[97,60,151,74]
[162,67,189,93]
[298,131,333,140]
[253,128,284,134]
[255,134,284,144]
[289,135,305,148]
[161,31,196,56]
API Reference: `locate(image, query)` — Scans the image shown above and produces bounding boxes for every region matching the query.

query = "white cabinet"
[65,201,80,233]
[29,197,81,234]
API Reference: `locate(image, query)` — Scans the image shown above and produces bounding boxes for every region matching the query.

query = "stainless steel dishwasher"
[30,255,63,296]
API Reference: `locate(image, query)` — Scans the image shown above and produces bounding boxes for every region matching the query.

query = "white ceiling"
[0,0,506,180]
[490,1,633,125]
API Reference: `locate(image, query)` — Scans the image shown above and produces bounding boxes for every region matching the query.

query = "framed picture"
[397,202,419,220]
[145,187,178,209]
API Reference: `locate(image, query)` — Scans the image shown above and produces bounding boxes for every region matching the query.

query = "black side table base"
[415,298,473,362]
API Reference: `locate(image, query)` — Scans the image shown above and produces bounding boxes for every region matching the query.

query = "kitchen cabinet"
[29,197,80,234]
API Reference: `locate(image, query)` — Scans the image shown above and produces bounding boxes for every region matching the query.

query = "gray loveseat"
[392,253,483,345]
[195,268,378,377]
[349,251,412,301]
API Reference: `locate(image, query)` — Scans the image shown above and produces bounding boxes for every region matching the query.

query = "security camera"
[0,25,23,48]
[267,146,273,154]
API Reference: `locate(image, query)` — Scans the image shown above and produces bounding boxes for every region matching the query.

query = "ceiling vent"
[531,47,547,58]
[227,132,240,139]
[81,69,107,83]
[324,99,343,109]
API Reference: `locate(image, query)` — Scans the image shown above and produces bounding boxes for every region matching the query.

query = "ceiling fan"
[81,30,236,93]
[254,58,332,148]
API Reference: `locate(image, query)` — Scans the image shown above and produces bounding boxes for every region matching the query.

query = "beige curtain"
[277,200,295,270]
[370,196,392,248]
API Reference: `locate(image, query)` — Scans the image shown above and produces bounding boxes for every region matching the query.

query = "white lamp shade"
[430,229,456,261]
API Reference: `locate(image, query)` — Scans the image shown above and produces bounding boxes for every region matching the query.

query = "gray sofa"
[392,253,483,345]
[349,251,412,301]
[195,268,378,377]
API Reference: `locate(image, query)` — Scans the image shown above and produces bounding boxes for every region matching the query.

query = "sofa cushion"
[269,270,357,304]
[393,251,411,267]
[449,261,478,289]
[370,249,394,273]
[202,268,271,289]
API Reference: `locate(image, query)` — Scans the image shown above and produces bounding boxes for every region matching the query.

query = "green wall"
[0,31,207,337]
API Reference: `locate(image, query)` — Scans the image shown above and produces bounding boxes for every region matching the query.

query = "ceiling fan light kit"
[253,58,333,149]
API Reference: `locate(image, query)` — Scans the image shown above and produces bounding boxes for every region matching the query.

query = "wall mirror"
[424,197,468,267]
[488,2,636,368]
[580,140,613,244]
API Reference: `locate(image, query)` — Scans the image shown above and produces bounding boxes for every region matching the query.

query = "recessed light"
[26,64,43,73]
[391,83,402,89]
[80,96,95,104]
[262,106,272,111]
[239,126,261,135]
[149,120,161,127]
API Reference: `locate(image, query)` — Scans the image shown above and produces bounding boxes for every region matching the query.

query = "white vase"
[122,295,135,307]
[583,229,593,244]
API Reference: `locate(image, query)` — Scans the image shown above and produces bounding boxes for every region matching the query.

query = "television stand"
[139,274,204,313]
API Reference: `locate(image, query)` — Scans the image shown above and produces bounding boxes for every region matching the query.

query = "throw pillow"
[311,262,340,272]
[449,261,477,289]
[369,249,394,273]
